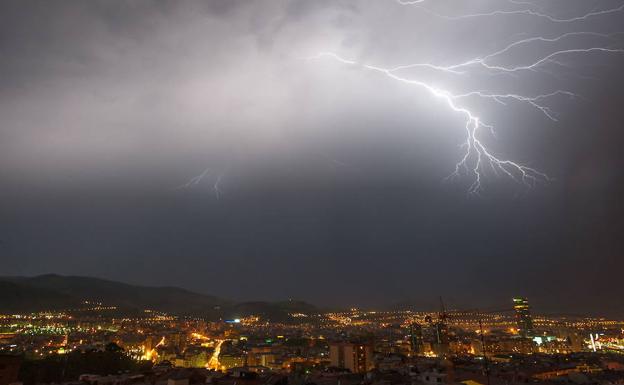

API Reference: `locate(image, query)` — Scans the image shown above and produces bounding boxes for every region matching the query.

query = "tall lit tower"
[512,297,533,337]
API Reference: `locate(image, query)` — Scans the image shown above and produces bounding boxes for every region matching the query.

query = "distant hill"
[0,274,318,321]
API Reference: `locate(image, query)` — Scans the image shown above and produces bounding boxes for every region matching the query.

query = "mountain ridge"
[0,274,317,321]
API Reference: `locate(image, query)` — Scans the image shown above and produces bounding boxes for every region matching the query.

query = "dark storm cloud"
[1,0,623,315]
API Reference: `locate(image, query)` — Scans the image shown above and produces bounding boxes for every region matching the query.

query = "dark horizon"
[1,1,623,318]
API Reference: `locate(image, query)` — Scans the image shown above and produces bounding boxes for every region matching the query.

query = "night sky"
[1,0,623,316]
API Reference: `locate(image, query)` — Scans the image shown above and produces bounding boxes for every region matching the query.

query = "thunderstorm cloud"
[1,0,623,314]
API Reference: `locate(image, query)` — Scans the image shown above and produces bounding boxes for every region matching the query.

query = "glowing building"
[513,297,534,337]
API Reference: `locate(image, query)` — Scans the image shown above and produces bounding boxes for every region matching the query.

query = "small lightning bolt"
[177,168,223,199]
[177,168,210,189]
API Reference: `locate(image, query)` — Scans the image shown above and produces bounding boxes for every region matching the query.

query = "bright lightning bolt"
[305,0,624,195]
[310,15,624,193]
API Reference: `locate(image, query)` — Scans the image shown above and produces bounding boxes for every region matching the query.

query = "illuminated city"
[3,292,624,385]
